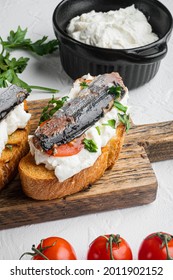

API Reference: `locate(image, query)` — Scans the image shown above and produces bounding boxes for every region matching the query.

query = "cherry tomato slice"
[46,137,84,157]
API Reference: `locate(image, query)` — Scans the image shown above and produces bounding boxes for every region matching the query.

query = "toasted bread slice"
[19,124,125,200]
[0,124,30,190]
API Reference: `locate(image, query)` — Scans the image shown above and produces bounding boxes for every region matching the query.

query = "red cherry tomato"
[138,232,173,260]
[20,236,77,260]
[87,234,133,260]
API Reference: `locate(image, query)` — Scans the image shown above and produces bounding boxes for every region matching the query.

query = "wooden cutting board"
[0,99,173,230]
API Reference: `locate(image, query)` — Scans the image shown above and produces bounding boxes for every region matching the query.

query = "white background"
[0,0,173,260]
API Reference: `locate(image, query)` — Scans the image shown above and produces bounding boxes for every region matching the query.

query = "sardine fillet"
[0,85,29,121]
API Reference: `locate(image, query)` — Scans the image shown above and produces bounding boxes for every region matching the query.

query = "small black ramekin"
[53,0,173,89]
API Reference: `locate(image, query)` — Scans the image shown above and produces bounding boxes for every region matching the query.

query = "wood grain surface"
[0,99,173,230]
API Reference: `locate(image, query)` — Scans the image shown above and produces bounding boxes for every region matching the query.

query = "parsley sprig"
[108,84,123,99]
[0,26,59,92]
[118,113,131,132]
[114,101,127,113]
[108,85,130,132]
[39,96,69,125]
[102,119,116,129]
[95,126,101,135]
[83,138,98,153]
[2,26,58,55]
[80,81,89,89]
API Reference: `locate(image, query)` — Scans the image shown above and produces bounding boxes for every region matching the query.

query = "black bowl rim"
[53,0,173,53]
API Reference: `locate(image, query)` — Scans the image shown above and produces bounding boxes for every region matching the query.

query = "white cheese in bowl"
[67,5,159,49]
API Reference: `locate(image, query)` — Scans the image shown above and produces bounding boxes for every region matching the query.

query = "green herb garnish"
[5,144,13,151]
[39,96,69,125]
[0,26,59,92]
[80,81,89,89]
[108,85,123,99]
[114,101,127,113]
[95,126,101,135]
[2,26,58,55]
[83,138,98,153]
[102,119,116,129]
[118,113,131,132]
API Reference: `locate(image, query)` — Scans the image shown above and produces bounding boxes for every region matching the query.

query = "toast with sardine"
[19,72,130,200]
[0,85,31,190]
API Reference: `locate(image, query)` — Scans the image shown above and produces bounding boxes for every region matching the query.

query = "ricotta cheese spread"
[67,5,159,49]
[29,74,129,182]
[0,103,31,156]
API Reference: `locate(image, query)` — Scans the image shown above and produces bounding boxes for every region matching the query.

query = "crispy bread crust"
[19,124,125,200]
[0,124,30,190]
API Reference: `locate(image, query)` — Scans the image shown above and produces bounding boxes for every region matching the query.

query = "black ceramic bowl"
[53,0,173,89]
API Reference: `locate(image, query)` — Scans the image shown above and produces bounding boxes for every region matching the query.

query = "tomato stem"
[32,245,49,260]
[159,233,173,260]
[19,239,57,260]
[103,234,122,260]
[19,251,35,260]
[149,232,173,260]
